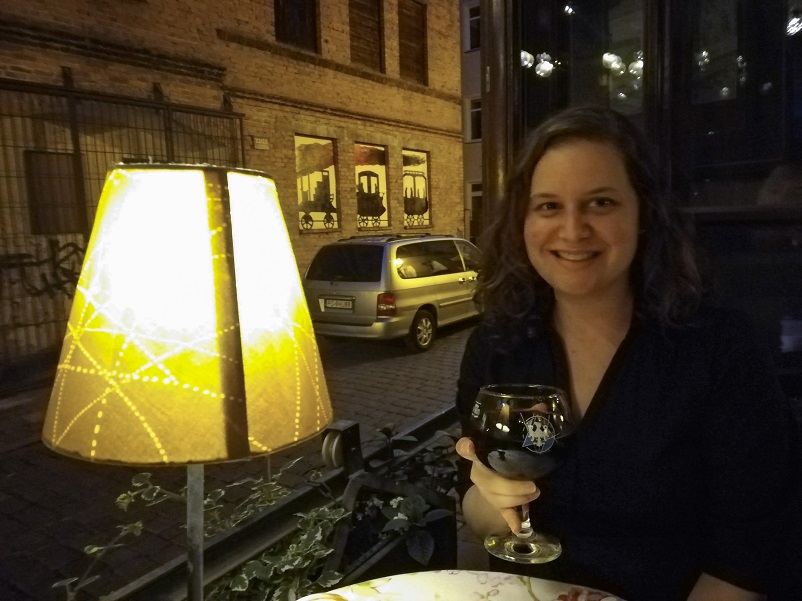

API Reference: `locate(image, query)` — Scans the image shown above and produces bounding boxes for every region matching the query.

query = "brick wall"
[0,0,465,361]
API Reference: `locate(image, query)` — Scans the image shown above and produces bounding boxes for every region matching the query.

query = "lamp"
[42,164,333,600]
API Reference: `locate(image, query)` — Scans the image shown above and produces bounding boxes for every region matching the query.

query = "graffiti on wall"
[0,238,85,299]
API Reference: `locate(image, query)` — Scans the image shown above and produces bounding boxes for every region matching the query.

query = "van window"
[306,244,384,282]
[396,240,463,279]
[456,240,481,271]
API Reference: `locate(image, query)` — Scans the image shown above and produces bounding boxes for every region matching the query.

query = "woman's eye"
[589,197,616,208]
[532,201,559,212]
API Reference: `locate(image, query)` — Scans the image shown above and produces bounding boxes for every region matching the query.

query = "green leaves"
[405,528,435,565]
[207,502,346,601]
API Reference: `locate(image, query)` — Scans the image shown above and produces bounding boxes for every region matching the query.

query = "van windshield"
[305,245,384,282]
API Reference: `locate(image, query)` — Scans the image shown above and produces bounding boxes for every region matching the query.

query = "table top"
[298,569,624,601]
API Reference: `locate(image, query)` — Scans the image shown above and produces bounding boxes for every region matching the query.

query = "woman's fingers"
[456,436,540,530]
[499,507,524,534]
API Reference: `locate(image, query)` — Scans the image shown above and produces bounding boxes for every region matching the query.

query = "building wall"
[0,0,464,363]
[460,0,482,242]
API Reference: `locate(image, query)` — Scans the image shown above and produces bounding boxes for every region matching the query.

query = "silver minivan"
[303,234,481,351]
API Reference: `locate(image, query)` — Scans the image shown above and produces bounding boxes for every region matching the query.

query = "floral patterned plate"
[298,570,624,601]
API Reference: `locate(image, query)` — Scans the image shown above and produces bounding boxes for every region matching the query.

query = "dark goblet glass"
[468,383,574,563]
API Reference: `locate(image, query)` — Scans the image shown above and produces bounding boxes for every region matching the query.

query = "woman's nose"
[558,209,590,240]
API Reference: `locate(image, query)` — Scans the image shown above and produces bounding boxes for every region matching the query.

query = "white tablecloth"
[298,569,624,601]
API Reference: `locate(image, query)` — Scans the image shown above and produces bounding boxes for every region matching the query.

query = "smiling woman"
[455,106,799,601]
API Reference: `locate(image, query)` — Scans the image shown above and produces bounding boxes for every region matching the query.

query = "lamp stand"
[187,464,204,601]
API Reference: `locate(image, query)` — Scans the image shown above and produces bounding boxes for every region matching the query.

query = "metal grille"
[0,82,244,362]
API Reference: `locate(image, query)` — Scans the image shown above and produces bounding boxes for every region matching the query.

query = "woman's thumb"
[455,437,478,461]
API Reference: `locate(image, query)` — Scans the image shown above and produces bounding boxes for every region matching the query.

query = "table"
[297,570,624,600]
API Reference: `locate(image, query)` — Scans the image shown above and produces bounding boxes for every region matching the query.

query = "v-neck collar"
[547,318,640,433]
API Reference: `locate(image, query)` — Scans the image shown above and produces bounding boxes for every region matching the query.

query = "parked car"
[303,234,481,351]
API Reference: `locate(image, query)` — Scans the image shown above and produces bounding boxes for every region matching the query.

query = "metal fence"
[0,79,244,363]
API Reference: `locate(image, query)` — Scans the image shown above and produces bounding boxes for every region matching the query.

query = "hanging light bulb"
[602,52,620,69]
[696,50,710,71]
[788,11,802,36]
[535,61,554,78]
[535,53,555,78]
[628,50,644,79]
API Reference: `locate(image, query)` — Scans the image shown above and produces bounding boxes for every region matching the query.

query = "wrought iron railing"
[0,78,244,364]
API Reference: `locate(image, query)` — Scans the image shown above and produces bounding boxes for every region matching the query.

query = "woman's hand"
[456,437,541,534]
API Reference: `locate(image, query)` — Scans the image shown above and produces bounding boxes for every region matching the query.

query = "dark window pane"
[399,0,427,84]
[275,0,318,53]
[25,151,86,235]
[306,245,384,282]
[470,98,482,140]
[694,217,802,388]
[350,0,383,71]
[468,6,480,50]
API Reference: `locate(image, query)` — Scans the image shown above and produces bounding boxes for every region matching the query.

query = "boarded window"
[275,0,318,53]
[350,0,383,71]
[398,0,427,85]
[24,151,86,235]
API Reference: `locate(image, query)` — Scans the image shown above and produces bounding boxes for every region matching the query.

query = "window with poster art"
[295,135,338,231]
[354,143,388,229]
[402,149,430,227]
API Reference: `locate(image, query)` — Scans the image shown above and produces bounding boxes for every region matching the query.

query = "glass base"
[484,530,562,564]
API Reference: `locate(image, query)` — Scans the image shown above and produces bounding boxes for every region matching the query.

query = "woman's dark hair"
[477,105,703,343]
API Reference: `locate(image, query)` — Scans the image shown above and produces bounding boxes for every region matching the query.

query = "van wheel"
[406,310,436,352]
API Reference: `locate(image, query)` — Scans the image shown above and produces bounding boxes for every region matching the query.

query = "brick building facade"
[0,0,464,369]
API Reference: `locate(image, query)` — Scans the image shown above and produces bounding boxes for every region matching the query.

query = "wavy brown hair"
[477,106,703,343]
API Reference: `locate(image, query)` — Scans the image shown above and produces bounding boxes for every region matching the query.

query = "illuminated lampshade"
[42,164,333,465]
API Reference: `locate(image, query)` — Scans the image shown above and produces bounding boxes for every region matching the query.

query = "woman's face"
[524,138,640,304]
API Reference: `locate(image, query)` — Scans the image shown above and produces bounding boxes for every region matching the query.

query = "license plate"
[324,298,353,309]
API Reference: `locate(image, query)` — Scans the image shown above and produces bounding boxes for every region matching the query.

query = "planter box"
[325,472,457,585]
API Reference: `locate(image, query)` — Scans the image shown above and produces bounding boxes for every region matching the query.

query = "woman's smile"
[550,250,601,262]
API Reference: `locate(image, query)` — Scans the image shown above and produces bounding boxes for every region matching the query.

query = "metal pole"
[186,464,204,601]
[480,0,514,217]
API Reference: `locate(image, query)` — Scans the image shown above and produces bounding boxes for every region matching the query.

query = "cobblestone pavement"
[0,322,480,601]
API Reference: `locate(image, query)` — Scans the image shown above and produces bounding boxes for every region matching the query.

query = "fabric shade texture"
[42,164,333,465]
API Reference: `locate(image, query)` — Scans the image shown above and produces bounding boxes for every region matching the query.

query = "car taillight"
[377,292,396,316]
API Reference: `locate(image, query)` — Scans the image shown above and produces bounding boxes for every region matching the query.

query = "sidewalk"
[0,323,485,600]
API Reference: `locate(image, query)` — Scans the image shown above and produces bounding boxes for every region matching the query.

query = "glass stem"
[516,502,533,538]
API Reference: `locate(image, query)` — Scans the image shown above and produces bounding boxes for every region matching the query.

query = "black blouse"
[456,305,799,601]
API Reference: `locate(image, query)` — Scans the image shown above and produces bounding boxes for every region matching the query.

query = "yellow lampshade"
[42,164,333,465]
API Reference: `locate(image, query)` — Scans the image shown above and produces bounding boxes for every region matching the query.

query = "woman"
[455,106,798,601]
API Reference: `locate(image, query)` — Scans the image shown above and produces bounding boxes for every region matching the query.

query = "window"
[350,0,383,71]
[24,151,86,235]
[275,0,318,53]
[354,143,388,229]
[468,98,482,141]
[402,149,430,227]
[305,244,383,282]
[456,239,481,271]
[398,0,427,84]
[396,241,463,279]
[295,135,338,230]
[467,5,480,50]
